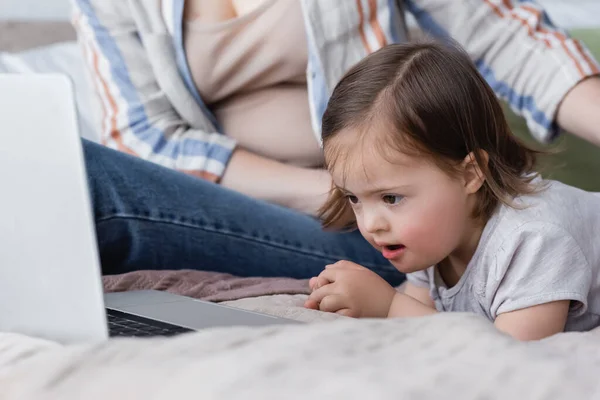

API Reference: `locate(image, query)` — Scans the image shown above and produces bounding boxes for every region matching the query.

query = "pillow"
[0,41,99,142]
[0,21,76,52]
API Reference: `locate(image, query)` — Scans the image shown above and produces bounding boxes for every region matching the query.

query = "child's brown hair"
[319,40,541,230]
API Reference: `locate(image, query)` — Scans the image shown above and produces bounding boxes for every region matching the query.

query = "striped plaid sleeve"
[71,0,236,182]
[405,0,600,143]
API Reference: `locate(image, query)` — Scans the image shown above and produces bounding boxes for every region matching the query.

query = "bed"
[2,12,600,400]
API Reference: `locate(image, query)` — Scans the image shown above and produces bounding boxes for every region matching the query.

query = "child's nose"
[362,208,388,233]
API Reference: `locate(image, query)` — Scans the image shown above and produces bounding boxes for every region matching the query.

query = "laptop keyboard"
[106,309,193,338]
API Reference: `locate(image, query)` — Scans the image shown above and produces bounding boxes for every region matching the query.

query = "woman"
[73,0,600,284]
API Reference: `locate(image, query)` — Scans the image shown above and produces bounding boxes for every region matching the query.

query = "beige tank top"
[184,0,322,166]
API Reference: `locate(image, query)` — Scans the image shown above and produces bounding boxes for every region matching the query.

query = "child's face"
[327,132,480,274]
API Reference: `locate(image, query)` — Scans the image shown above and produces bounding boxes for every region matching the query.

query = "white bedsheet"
[1,295,600,399]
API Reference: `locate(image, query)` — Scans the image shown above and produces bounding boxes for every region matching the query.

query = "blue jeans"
[84,140,405,285]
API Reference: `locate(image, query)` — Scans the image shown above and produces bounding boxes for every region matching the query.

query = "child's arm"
[305,262,437,318]
[388,289,438,318]
[489,222,591,339]
[402,282,435,308]
[494,301,570,341]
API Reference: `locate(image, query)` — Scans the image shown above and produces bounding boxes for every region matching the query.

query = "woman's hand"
[221,148,332,216]
[304,261,397,318]
[287,167,332,216]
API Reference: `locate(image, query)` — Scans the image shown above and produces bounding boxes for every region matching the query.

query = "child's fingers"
[308,282,335,305]
[315,276,333,289]
[303,298,319,310]
[325,261,365,271]
[335,308,356,318]
[318,267,342,284]
[319,294,350,314]
[310,274,334,291]
[325,261,345,269]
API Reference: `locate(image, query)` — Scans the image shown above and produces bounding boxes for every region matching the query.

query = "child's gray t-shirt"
[406,180,600,332]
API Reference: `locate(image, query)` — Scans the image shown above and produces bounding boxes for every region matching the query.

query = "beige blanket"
[1,295,600,400]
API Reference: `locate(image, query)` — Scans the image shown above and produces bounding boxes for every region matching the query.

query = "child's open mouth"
[381,244,405,260]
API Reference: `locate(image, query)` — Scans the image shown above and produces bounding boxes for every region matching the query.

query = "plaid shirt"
[72,0,600,182]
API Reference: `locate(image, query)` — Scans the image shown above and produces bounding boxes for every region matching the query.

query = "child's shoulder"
[475,181,599,325]
[499,179,600,232]
[485,179,600,262]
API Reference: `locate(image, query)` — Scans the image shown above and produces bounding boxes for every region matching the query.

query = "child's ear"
[461,150,488,194]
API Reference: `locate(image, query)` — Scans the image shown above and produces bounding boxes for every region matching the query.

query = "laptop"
[0,74,297,344]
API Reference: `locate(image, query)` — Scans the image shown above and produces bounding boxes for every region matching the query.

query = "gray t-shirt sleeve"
[490,222,592,319]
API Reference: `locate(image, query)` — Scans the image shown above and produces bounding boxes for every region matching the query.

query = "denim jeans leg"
[83,140,405,285]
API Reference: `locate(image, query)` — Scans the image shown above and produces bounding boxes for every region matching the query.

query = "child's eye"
[346,195,359,204]
[382,195,403,205]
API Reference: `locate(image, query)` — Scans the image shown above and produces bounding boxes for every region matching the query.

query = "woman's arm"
[73,0,236,181]
[73,0,331,214]
[221,148,331,215]
[556,76,600,147]
[406,0,600,144]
